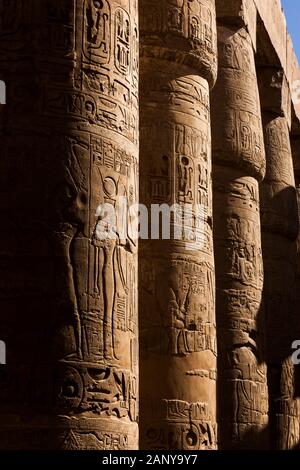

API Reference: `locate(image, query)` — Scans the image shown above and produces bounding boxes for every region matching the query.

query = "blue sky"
[281,0,300,61]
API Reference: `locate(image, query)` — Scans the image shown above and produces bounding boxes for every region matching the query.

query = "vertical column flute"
[211,24,268,448]
[0,0,139,449]
[139,0,218,450]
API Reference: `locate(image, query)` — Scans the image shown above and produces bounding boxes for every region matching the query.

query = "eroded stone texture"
[293,139,300,338]
[0,0,139,449]
[259,108,300,449]
[139,0,218,450]
[211,25,268,449]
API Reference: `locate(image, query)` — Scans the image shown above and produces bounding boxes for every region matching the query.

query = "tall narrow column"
[139,0,218,450]
[260,115,299,449]
[258,69,300,449]
[211,23,268,448]
[0,0,139,449]
[292,137,300,338]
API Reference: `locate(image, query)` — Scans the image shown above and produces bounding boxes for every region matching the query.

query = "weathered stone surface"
[260,115,298,239]
[215,0,257,49]
[268,357,300,450]
[0,0,139,449]
[139,0,218,87]
[211,24,268,449]
[139,0,217,450]
[0,0,300,453]
[259,107,300,449]
[213,167,268,449]
[211,26,265,181]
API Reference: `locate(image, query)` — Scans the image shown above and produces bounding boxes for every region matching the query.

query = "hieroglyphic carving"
[0,0,32,53]
[260,116,298,239]
[140,0,217,86]
[41,0,75,55]
[140,257,215,357]
[213,168,268,448]
[144,400,216,450]
[268,358,300,450]
[0,0,139,450]
[139,0,217,451]
[211,22,267,449]
[211,26,265,181]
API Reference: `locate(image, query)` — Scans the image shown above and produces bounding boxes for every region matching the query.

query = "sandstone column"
[258,68,300,449]
[292,136,300,343]
[211,13,269,448]
[0,0,138,449]
[139,0,218,450]
[292,136,300,432]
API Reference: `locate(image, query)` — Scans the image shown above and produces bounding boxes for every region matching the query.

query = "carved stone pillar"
[211,23,268,449]
[139,0,218,450]
[292,137,300,335]
[258,68,300,449]
[0,0,138,449]
[261,115,299,450]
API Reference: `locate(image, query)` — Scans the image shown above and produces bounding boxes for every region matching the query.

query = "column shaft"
[139,0,218,450]
[211,25,268,449]
[0,0,139,449]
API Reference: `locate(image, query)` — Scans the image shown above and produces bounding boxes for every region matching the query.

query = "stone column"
[258,68,300,449]
[292,136,300,338]
[211,18,269,448]
[261,115,299,450]
[0,0,138,449]
[139,0,218,450]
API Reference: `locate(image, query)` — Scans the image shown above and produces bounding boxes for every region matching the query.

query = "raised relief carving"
[140,0,217,85]
[0,1,139,450]
[259,108,299,449]
[211,27,265,181]
[139,0,217,451]
[211,25,268,446]
[188,0,214,53]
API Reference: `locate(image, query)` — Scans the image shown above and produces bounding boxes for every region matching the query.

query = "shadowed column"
[258,68,300,449]
[292,136,300,350]
[211,16,269,448]
[0,0,139,449]
[139,0,218,450]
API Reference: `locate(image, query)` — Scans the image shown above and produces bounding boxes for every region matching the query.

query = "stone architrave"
[0,0,139,449]
[211,24,269,449]
[139,0,218,450]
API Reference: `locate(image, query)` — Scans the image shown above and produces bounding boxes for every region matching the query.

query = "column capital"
[139,0,218,87]
[211,25,266,182]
